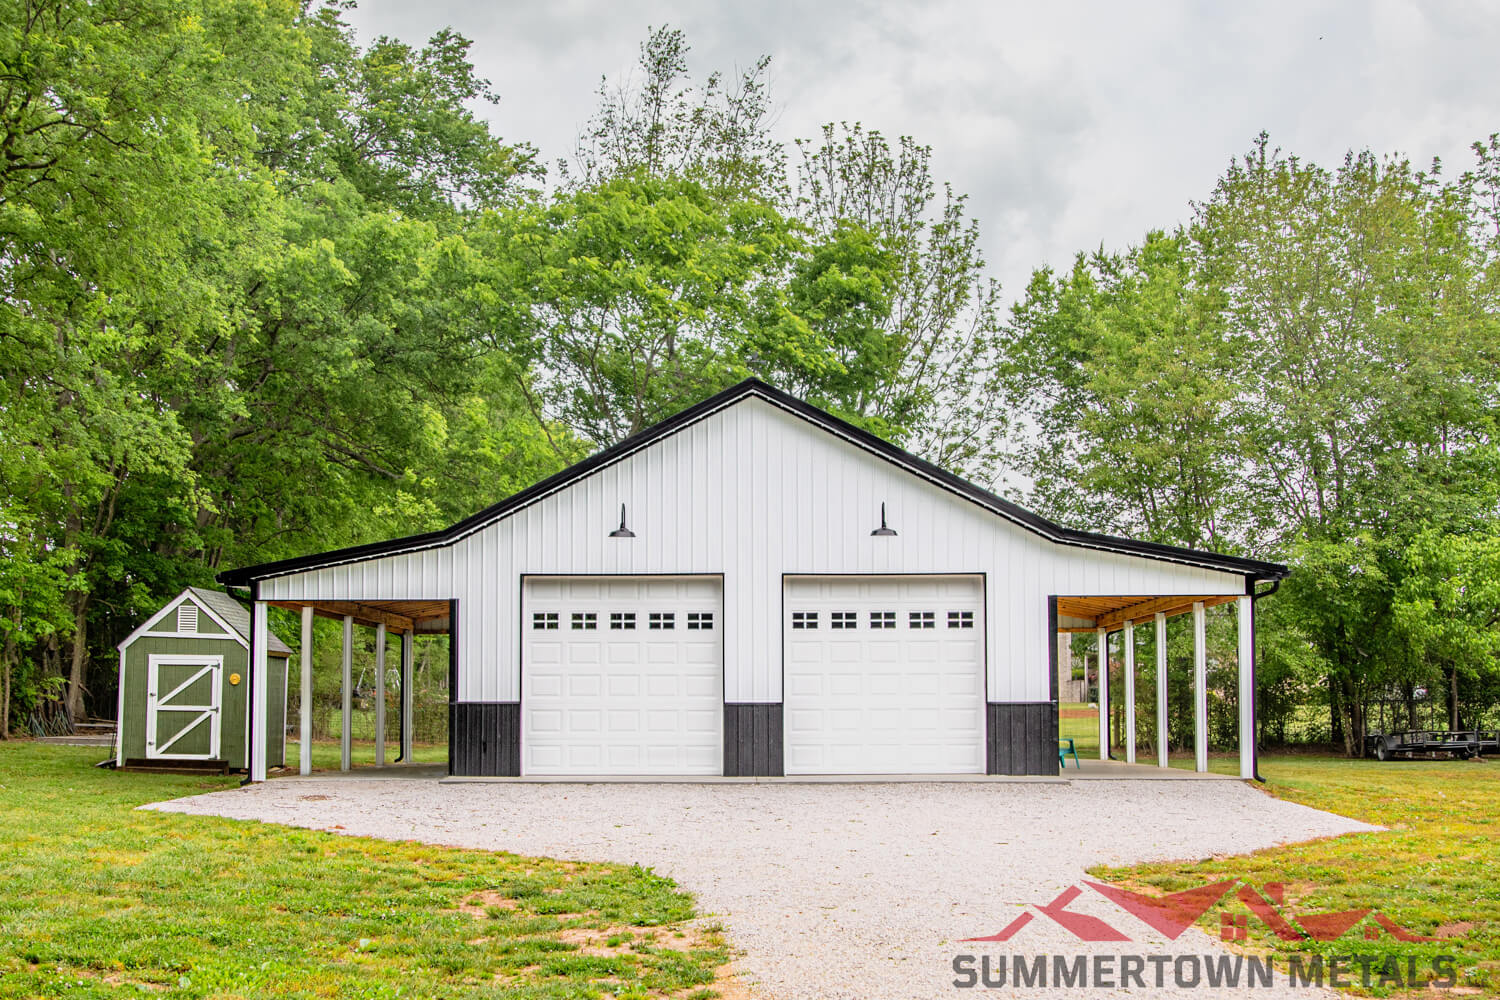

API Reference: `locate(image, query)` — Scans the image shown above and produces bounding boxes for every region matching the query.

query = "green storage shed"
[114,587,292,772]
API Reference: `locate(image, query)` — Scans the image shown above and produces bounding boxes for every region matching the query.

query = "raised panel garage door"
[523,576,722,775]
[783,575,985,774]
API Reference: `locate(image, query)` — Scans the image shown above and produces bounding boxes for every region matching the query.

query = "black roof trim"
[217,379,1289,586]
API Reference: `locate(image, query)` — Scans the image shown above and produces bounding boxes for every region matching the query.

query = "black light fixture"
[870,502,897,536]
[609,503,635,538]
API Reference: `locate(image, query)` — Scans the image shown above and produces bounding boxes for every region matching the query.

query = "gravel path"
[148,778,1376,999]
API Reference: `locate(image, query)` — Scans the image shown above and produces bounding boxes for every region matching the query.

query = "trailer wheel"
[1376,741,1390,761]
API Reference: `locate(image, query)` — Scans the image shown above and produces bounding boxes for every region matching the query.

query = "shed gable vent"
[176,604,199,633]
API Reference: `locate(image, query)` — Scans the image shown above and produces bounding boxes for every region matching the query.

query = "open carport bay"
[149,779,1375,999]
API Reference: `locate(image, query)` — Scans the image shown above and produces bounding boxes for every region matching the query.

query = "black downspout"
[240,580,259,786]
[1248,576,1282,783]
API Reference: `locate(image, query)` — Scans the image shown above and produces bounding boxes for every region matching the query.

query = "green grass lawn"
[282,738,448,771]
[1059,703,1100,758]
[1095,754,1500,995]
[1061,702,1263,770]
[0,742,728,999]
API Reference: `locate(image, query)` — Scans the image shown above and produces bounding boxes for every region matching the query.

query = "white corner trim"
[114,648,127,767]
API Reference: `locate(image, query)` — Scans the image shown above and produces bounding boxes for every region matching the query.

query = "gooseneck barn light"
[609,503,636,538]
[870,502,897,537]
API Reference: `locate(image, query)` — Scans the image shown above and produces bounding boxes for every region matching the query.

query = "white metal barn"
[219,380,1287,781]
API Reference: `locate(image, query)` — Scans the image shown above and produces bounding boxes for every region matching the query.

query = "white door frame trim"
[145,654,223,760]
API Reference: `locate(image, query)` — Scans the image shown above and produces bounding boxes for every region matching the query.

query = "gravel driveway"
[148,778,1375,999]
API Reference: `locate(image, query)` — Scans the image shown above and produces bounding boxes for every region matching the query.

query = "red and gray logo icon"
[964,881,1438,944]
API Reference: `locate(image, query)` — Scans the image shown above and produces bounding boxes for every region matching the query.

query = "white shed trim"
[116,590,246,651]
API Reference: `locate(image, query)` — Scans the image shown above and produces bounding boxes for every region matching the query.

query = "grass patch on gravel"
[0,743,728,999]
[1093,754,1500,995]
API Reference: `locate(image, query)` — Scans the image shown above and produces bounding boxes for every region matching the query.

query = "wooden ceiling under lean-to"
[1054,594,1240,633]
[265,599,452,634]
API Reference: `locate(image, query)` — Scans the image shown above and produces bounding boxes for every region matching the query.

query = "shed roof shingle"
[187,586,293,655]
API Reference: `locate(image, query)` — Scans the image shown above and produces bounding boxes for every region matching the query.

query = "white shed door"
[523,576,722,775]
[784,575,985,774]
[146,655,223,760]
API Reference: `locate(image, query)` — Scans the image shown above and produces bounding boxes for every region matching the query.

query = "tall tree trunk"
[65,595,88,724]
[0,632,13,739]
[1351,695,1364,758]
[1329,676,1344,746]
[1337,676,1360,757]
[1448,667,1459,731]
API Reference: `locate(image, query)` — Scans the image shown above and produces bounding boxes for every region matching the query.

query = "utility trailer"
[1364,729,1500,761]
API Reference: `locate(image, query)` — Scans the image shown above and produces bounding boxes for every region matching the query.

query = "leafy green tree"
[0,0,305,721]
[1000,232,1241,547]
[997,133,1500,752]
[1395,528,1500,730]
[1,0,556,726]
[512,171,884,444]
[567,26,783,198]
[559,30,1004,471]
[795,124,1008,480]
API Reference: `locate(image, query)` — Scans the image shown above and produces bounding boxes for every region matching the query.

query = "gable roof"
[187,587,293,654]
[118,587,293,655]
[217,379,1289,586]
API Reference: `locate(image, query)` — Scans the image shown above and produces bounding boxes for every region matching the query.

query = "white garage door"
[523,576,722,775]
[784,575,985,774]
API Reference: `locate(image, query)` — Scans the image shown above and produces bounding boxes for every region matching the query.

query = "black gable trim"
[218,379,1289,586]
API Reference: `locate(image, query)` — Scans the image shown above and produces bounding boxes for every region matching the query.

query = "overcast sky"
[346,0,1500,305]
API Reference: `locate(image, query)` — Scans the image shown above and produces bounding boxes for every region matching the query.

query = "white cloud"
[346,0,1500,302]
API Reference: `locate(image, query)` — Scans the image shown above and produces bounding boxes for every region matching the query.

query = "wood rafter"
[1095,595,1237,630]
[267,600,416,634]
[1055,594,1240,633]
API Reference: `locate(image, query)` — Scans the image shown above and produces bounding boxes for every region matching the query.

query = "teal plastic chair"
[1058,737,1081,769]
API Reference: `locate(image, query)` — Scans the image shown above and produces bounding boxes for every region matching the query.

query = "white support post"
[401,630,414,761]
[250,600,270,783]
[1123,620,1137,765]
[1096,625,1110,761]
[341,615,353,772]
[1193,601,1208,773]
[374,622,387,766]
[1238,595,1255,780]
[299,606,313,775]
[1155,612,1169,769]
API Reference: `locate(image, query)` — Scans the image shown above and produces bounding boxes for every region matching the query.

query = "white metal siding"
[260,397,1246,704]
